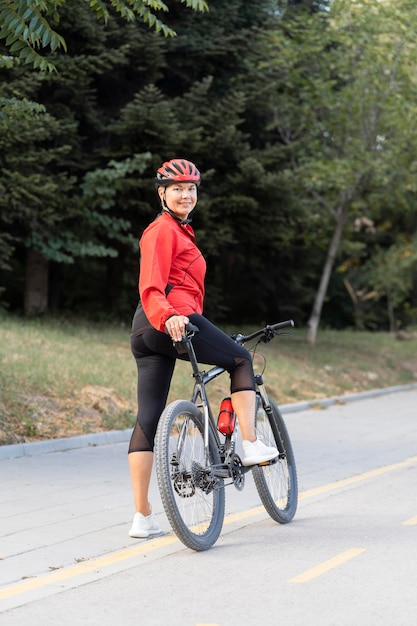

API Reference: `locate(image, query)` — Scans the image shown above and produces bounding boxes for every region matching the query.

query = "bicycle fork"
[255,374,287,459]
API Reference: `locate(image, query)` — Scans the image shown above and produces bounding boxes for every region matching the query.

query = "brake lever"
[261,330,293,343]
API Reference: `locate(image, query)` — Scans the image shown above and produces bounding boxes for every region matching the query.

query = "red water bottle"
[217,397,236,435]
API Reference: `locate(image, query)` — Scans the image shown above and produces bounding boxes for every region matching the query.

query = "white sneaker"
[241,438,278,467]
[129,511,161,538]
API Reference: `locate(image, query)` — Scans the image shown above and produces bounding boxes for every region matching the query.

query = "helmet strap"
[160,189,193,225]
[161,208,193,225]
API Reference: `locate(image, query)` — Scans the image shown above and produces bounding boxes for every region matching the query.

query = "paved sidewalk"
[1,383,416,609]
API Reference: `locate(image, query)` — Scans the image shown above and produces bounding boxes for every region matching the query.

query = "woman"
[128,158,278,538]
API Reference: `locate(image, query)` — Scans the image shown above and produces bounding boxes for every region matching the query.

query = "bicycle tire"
[155,399,225,551]
[252,396,298,523]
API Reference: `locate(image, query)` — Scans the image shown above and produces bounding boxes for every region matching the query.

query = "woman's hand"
[165,315,190,343]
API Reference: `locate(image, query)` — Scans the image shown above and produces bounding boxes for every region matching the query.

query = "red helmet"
[155,158,201,186]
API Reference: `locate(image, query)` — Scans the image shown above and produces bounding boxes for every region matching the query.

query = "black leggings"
[129,313,255,453]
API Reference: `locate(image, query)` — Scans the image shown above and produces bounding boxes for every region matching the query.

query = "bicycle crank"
[230,455,245,491]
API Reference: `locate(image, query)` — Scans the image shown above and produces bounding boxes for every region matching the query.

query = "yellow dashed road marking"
[0,535,179,601]
[289,548,366,583]
[1,455,416,603]
[298,455,417,501]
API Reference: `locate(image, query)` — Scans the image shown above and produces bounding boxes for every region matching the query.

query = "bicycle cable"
[249,338,267,377]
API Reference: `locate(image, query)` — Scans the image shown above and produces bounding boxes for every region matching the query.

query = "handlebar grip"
[270,319,295,331]
[185,322,200,334]
[172,322,200,355]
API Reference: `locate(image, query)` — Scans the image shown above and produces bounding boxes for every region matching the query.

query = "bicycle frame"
[184,332,225,468]
[179,322,292,472]
[156,319,297,550]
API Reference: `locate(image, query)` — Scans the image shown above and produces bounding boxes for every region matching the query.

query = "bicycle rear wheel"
[252,396,298,523]
[155,400,225,551]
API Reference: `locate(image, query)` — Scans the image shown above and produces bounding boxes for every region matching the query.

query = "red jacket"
[139,212,206,332]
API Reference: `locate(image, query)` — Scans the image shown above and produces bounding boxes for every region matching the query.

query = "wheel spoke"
[252,398,298,523]
[155,400,225,550]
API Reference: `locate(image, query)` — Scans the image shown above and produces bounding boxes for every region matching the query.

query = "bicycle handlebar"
[269,319,295,332]
[183,319,294,345]
[178,319,293,361]
[184,322,200,335]
[236,319,295,344]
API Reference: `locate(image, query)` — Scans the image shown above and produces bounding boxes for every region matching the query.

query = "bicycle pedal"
[258,456,279,467]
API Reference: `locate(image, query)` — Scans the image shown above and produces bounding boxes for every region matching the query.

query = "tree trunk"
[306,205,349,345]
[24,249,49,315]
[105,249,125,315]
[48,262,61,313]
[386,286,396,333]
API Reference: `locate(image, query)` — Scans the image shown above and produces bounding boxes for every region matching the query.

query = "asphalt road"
[1,386,417,625]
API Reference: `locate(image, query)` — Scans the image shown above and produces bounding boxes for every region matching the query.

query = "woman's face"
[159,183,198,220]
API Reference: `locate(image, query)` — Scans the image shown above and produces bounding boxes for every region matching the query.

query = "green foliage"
[1,0,417,329]
[0,0,67,71]
[365,237,417,331]
[248,0,417,332]
[0,0,208,71]
[0,16,150,275]
[80,152,152,252]
[0,94,76,267]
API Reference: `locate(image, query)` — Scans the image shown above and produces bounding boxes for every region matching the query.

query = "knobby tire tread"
[155,399,225,551]
[252,396,298,523]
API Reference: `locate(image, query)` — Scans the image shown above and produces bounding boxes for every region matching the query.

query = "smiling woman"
[155,158,201,227]
[127,157,279,539]
[158,183,198,222]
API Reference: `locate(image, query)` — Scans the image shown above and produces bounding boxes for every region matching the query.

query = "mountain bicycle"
[154,320,298,551]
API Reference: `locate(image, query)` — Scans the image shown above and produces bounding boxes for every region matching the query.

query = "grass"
[1,314,416,445]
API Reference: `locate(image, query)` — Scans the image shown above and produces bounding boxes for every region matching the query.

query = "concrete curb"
[1,383,417,460]
[0,428,133,460]
[279,382,417,413]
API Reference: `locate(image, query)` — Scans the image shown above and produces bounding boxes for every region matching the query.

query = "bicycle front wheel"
[155,400,225,551]
[252,396,298,523]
